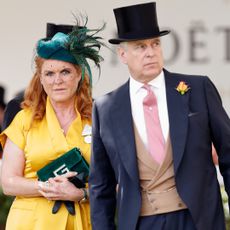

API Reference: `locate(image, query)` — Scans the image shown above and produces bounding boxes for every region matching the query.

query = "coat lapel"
[110,81,139,183]
[109,71,189,181]
[164,70,190,174]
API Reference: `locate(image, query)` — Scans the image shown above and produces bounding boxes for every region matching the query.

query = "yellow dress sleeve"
[0,110,30,150]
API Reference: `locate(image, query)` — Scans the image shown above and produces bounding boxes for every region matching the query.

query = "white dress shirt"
[129,71,169,148]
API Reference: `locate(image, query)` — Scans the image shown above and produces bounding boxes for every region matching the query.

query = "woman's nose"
[53,74,64,84]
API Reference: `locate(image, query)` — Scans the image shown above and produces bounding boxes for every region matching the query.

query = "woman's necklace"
[59,112,76,135]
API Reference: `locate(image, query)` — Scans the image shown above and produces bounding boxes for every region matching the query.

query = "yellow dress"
[0,98,91,230]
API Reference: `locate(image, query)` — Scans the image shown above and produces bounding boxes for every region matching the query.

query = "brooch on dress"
[82,124,92,144]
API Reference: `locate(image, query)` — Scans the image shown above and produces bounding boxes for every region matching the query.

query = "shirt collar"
[129,70,165,94]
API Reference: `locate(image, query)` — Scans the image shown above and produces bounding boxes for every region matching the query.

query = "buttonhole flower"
[176,81,190,95]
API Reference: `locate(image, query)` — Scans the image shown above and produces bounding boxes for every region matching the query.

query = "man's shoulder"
[94,81,129,107]
[165,69,216,95]
[165,69,208,82]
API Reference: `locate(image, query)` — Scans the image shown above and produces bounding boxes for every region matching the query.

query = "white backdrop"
[0,0,230,113]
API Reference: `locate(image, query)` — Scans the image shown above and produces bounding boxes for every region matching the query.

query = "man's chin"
[144,70,161,78]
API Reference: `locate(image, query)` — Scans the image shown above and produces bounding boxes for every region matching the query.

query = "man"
[2,90,23,130]
[89,2,230,230]
[2,23,74,130]
[0,86,6,156]
[0,86,6,132]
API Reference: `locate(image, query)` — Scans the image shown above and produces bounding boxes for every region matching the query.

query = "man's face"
[118,37,164,83]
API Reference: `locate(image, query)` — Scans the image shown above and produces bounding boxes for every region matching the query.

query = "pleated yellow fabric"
[0,98,91,230]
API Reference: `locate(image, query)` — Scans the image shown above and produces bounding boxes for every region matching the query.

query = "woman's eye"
[61,69,71,75]
[45,71,54,77]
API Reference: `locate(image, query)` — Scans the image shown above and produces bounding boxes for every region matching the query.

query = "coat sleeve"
[204,77,230,201]
[89,101,117,230]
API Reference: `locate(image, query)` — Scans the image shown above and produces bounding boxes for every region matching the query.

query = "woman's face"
[40,59,81,105]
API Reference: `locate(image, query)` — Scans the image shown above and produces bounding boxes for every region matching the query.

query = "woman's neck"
[50,98,77,135]
[50,96,75,113]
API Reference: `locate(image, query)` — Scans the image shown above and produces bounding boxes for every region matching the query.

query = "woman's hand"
[38,172,85,202]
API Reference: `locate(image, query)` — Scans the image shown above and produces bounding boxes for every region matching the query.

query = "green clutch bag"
[37,147,89,182]
[37,148,89,215]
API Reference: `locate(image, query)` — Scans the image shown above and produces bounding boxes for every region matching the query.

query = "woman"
[0,19,104,230]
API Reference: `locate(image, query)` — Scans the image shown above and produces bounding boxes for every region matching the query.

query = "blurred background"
[0,0,230,113]
[0,0,230,228]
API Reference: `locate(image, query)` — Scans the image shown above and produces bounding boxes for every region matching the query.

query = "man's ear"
[117,46,127,64]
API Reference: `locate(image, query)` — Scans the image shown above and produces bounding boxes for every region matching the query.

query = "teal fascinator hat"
[36,18,105,85]
[37,33,77,64]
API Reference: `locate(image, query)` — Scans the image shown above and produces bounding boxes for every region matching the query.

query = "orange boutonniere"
[176,81,190,95]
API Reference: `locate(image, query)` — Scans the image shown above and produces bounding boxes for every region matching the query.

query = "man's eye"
[154,41,161,47]
[136,44,145,49]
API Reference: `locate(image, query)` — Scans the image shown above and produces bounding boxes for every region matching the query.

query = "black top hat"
[109,2,170,44]
[45,23,74,39]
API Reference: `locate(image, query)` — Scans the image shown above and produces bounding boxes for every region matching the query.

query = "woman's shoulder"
[15,108,32,120]
[0,109,33,148]
[12,109,33,129]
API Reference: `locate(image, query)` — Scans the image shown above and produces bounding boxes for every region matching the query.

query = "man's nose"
[145,46,154,57]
